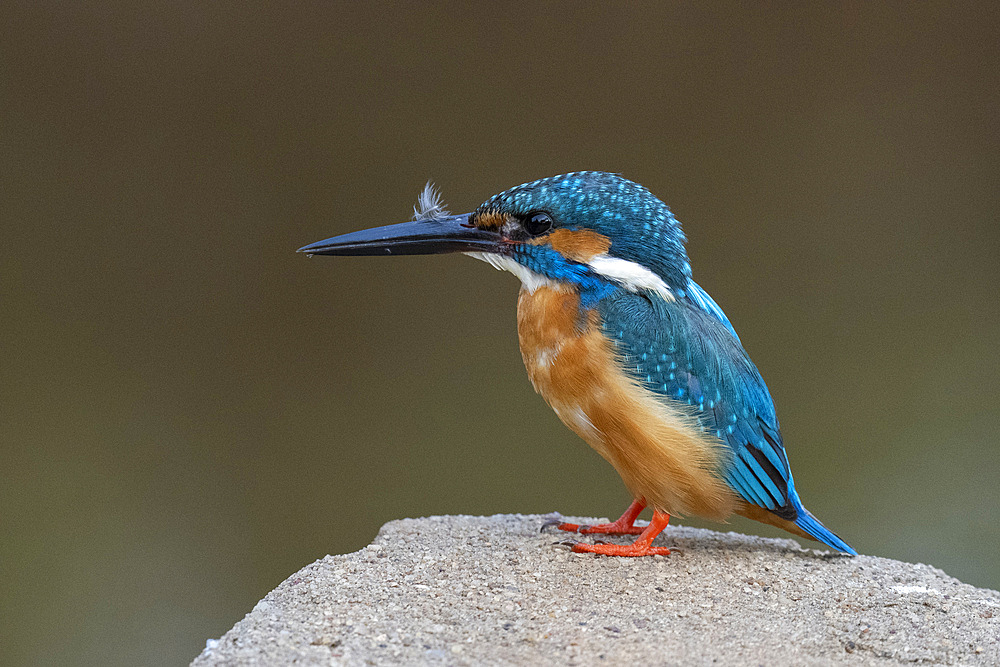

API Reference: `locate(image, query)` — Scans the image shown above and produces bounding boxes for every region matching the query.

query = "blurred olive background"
[3,2,999,665]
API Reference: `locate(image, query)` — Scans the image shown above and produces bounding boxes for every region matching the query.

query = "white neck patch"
[464,252,561,293]
[466,251,673,301]
[587,254,674,302]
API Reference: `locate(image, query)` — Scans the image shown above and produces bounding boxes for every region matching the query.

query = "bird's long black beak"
[298,214,502,256]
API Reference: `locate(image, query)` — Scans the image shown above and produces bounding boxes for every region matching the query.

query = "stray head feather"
[413,181,449,221]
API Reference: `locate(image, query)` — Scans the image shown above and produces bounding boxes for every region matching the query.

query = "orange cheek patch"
[533,229,612,263]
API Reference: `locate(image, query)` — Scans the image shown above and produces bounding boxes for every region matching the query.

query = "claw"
[541,519,571,533]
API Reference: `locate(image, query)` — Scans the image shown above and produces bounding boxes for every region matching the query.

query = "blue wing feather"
[597,286,855,554]
[684,280,740,343]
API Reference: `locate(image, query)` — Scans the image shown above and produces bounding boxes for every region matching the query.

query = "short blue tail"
[794,506,857,555]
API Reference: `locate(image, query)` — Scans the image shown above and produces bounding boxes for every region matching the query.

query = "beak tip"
[297,241,327,256]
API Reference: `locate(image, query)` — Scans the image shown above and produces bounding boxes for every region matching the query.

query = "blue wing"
[598,287,855,554]
[684,280,740,343]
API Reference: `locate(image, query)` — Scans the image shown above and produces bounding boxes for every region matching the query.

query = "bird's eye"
[524,211,553,236]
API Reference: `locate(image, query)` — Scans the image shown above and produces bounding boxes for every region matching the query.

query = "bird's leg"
[569,510,672,557]
[542,499,647,535]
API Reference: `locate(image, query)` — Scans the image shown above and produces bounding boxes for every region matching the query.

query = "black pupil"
[525,212,553,236]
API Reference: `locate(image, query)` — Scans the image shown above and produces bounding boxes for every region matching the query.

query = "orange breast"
[517,286,738,520]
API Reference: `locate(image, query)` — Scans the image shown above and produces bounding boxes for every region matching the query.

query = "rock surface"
[193,514,1000,666]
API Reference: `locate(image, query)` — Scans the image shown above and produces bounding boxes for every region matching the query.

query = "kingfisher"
[299,172,856,557]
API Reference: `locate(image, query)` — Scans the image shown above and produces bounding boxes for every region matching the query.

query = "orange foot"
[570,542,671,557]
[542,499,647,535]
[565,510,672,558]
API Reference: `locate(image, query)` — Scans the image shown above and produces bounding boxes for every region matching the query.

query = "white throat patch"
[464,252,559,293]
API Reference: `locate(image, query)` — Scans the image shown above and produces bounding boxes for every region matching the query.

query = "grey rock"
[192,514,1000,666]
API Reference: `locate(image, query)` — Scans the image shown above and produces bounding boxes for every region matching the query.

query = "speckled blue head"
[474,172,691,289]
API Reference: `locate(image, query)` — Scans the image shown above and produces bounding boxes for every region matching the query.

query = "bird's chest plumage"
[516,286,602,410]
[516,286,737,519]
